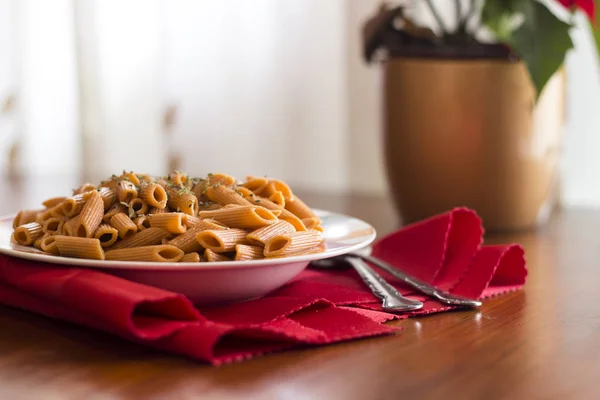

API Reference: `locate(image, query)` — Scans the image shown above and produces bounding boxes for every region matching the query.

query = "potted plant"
[364,0,599,231]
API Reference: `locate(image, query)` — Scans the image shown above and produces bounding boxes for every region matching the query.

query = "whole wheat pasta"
[204,248,231,262]
[42,196,67,208]
[116,179,137,203]
[147,212,187,234]
[13,209,42,229]
[199,206,277,229]
[196,229,247,252]
[133,215,151,231]
[263,231,323,258]
[77,190,104,237]
[167,225,206,253]
[242,177,269,195]
[169,170,188,186]
[33,232,48,250]
[103,203,127,223]
[129,198,149,216]
[139,182,167,209]
[40,234,60,255]
[54,236,105,260]
[269,191,286,208]
[11,170,325,262]
[98,187,117,211]
[110,213,138,239]
[149,206,167,215]
[285,196,319,220]
[247,220,296,246]
[234,244,264,261]
[109,227,171,250]
[262,180,294,201]
[62,193,87,217]
[204,185,253,206]
[105,245,184,262]
[73,183,96,195]
[14,222,44,246]
[94,223,119,248]
[181,252,201,262]
[121,171,140,185]
[166,187,198,216]
[42,217,64,234]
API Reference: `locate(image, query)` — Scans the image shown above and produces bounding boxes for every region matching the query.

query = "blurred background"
[0,0,599,208]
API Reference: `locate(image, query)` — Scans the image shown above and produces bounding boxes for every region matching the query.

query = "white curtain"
[1,0,599,205]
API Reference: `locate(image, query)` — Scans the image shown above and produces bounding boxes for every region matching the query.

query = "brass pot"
[383,58,565,231]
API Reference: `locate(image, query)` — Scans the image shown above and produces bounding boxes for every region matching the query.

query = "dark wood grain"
[1,179,600,399]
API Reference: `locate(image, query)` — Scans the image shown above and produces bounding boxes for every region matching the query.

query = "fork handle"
[351,253,482,308]
[344,257,423,313]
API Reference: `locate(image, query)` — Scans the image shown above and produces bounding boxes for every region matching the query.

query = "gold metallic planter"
[383,58,564,231]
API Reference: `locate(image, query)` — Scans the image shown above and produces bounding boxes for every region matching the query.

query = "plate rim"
[0,209,376,271]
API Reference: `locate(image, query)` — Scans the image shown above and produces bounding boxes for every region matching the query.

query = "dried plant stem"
[425,0,448,34]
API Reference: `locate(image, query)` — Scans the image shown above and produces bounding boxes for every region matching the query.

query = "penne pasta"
[166,187,198,216]
[263,231,323,258]
[247,220,296,246]
[129,198,149,216]
[139,182,167,209]
[133,215,151,231]
[40,234,60,255]
[167,225,206,253]
[54,236,105,260]
[301,217,322,231]
[42,217,64,234]
[196,229,247,252]
[242,177,269,195]
[116,179,137,203]
[14,222,44,245]
[62,215,80,237]
[262,180,294,201]
[181,252,201,262]
[278,210,308,232]
[204,185,253,206]
[103,203,127,223]
[98,187,117,211]
[62,193,87,217]
[121,171,141,185]
[110,212,138,239]
[234,244,264,261]
[149,206,167,214]
[105,245,183,262]
[73,183,96,195]
[147,212,187,234]
[199,205,277,229]
[109,227,171,250]
[204,248,231,262]
[268,191,286,208]
[11,170,325,262]
[285,196,319,220]
[42,196,67,208]
[94,223,119,247]
[13,209,42,229]
[169,170,188,186]
[77,190,104,237]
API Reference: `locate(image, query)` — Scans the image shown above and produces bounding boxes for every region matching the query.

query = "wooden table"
[1,180,600,399]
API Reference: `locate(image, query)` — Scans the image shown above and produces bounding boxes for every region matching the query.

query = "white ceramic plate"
[0,209,375,306]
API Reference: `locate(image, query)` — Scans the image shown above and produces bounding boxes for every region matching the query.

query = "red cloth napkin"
[0,208,527,365]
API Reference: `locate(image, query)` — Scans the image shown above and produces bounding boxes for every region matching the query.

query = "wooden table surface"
[1,178,600,399]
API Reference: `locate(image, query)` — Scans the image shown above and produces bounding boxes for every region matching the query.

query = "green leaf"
[508,1,573,98]
[481,0,525,41]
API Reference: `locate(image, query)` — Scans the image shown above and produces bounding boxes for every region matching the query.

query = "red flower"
[558,0,596,22]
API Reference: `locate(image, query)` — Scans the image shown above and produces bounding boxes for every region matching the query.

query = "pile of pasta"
[11,171,324,262]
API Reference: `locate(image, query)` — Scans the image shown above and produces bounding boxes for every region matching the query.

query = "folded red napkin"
[0,208,527,365]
